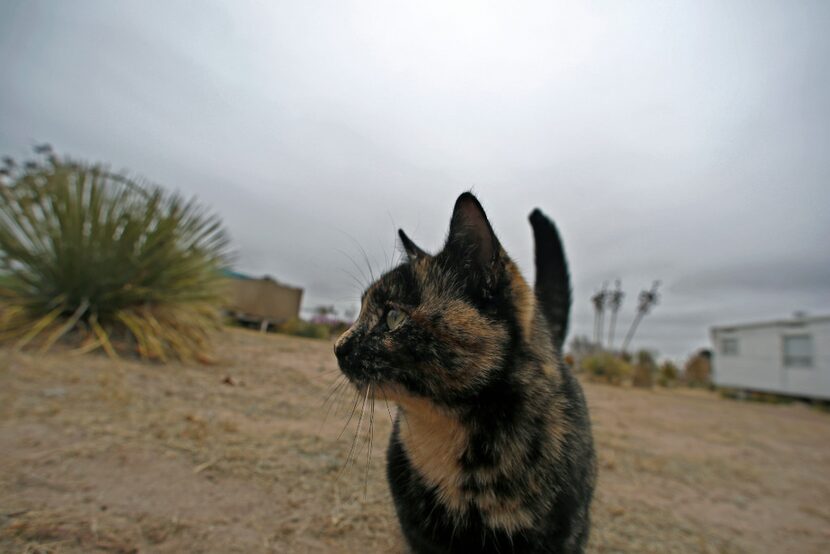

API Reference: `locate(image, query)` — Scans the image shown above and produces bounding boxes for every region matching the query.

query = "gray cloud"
[1,0,828,359]
[672,259,830,296]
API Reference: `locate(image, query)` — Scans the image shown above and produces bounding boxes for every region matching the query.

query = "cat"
[334,192,596,553]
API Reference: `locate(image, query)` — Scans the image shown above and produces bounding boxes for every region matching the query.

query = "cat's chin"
[349,380,410,404]
[369,382,402,402]
[365,382,443,414]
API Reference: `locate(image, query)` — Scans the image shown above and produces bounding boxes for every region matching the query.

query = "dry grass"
[2,329,829,553]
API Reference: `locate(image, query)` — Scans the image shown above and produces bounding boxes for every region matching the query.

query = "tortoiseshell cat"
[334,193,596,553]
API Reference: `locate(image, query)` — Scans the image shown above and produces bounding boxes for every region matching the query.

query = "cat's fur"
[334,193,596,553]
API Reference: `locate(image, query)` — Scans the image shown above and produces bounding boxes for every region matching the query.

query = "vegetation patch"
[276,317,332,340]
[581,352,634,386]
[0,147,230,362]
[683,351,712,387]
[657,360,680,387]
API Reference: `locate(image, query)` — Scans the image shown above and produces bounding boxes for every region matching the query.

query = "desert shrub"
[0,148,230,362]
[812,401,830,413]
[631,349,657,388]
[684,350,712,387]
[276,317,330,340]
[581,353,633,386]
[657,360,679,387]
[631,364,653,388]
[328,320,351,338]
[567,335,600,372]
[635,349,656,368]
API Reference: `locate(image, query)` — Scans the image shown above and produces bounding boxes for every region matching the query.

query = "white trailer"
[711,315,830,400]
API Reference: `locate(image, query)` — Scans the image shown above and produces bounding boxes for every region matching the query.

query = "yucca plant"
[0,146,230,362]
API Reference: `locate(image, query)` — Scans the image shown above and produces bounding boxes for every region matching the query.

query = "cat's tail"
[529,208,571,350]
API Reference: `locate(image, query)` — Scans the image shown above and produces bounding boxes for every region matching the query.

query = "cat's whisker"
[320,377,349,427]
[340,385,370,480]
[377,383,396,424]
[327,296,362,306]
[319,370,344,379]
[335,247,370,289]
[385,210,406,268]
[333,381,353,419]
[320,373,347,401]
[301,374,343,419]
[338,267,366,292]
[364,383,376,498]
[337,229,378,287]
[378,238,390,274]
[390,237,406,272]
[346,234,376,284]
[401,407,412,437]
[321,372,345,389]
[338,387,363,441]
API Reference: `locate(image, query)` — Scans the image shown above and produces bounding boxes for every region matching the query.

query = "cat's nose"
[334,335,354,361]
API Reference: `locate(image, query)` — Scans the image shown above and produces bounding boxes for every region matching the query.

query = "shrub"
[328,320,351,338]
[632,349,657,388]
[631,364,653,388]
[276,317,330,340]
[580,353,633,386]
[0,148,230,362]
[567,335,600,371]
[684,351,712,387]
[657,360,679,387]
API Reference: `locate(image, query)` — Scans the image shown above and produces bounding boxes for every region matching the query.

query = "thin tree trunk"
[597,310,605,348]
[622,311,644,353]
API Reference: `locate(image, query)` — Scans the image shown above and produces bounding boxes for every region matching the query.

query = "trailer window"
[783,335,812,367]
[721,337,738,356]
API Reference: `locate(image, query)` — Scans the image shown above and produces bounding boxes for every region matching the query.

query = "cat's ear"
[445,192,501,268]
[398,229,428,262]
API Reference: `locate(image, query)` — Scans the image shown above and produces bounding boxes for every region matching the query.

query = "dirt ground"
[1,329,829,553]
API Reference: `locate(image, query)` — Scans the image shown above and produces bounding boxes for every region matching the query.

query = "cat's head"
[334,192,535,404]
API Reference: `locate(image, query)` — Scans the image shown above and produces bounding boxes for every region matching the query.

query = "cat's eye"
[386,308,406,330]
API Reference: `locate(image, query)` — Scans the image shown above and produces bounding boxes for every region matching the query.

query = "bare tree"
[621,281,660,353]
[606,279,624,350]
[591,282,608,347]
[314,305,337,318]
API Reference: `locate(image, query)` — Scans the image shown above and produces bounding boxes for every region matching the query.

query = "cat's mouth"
[334,343,389,391]
[339,370,405,402]
[342,372,379,392]
[335,357,367,385]
[336,362,374,391]
[345,379,381,403]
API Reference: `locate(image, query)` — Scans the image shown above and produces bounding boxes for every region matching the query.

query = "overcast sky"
[1,0,828,359]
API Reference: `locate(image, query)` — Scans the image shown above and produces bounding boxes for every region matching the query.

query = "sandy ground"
[1,328,829,553]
